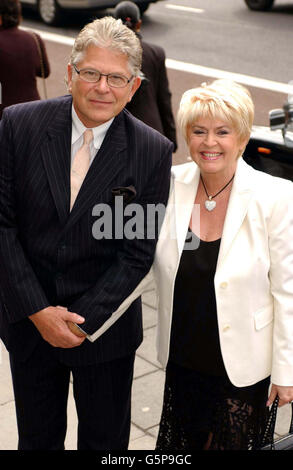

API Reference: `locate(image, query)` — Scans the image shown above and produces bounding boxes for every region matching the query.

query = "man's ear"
[128,76,141,102]
[67,63,73,93]
[0,15,3,26]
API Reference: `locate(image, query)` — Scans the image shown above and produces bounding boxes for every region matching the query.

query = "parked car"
[243,84,293,181]
[20,0,162,25]
[244,0,277,11]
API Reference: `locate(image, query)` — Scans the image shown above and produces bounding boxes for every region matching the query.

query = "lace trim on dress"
[156,362,270,451]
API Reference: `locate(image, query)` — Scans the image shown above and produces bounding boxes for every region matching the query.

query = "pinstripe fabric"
[9,341,70,450]
[9,339,135,449]
[0,95,172,365]
[72,353,135,449]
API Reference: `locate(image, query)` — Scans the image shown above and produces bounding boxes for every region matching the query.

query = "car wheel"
[38,0,62,25]
[244,0,274,10]
[138,2,150,15]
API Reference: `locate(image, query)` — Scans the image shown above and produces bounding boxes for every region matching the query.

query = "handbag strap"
[31,32,48,99]
[261,396,293,450]
[261,396,279,449]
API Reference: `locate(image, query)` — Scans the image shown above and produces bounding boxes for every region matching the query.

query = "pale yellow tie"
[70,129,93,210]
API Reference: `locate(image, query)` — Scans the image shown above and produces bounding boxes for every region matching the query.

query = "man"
[0,16,172,450]
[114,1,177,151]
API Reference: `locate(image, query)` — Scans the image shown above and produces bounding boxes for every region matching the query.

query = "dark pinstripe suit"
[0,95,172,449]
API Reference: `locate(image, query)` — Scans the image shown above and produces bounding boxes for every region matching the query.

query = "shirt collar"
[71,105,114,149]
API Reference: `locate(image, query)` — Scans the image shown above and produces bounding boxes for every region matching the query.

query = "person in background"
[114,0,177,151]
[0,0,50,119]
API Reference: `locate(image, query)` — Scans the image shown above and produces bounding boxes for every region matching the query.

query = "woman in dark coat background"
[0,0,50,119]
[114,1,177,151]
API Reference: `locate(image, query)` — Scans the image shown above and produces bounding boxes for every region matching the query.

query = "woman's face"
[187,117,247,180]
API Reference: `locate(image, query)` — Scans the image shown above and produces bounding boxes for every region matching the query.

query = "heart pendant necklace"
[200,173,235,212]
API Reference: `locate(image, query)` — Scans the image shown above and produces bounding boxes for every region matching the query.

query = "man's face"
[67,45,141,128]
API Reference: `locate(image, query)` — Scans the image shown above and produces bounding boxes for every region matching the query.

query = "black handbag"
[260,396,293,450]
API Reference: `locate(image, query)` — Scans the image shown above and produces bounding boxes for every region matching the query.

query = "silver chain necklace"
[200,174,235,211]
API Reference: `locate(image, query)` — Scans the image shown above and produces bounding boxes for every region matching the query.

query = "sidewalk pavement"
[0,290,292,450]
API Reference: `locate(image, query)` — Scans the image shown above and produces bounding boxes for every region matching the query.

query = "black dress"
[156,230,270,450]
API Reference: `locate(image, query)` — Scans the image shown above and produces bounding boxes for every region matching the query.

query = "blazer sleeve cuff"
[271,363,293,387]
[85,269,155,342]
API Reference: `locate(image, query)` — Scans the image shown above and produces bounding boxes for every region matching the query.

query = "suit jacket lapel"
[41,102,127,230]
[172,159,254,269]
[217,158,254,269]
[173,162,200,253]
[65,111,127,232]
[41,96,72,225]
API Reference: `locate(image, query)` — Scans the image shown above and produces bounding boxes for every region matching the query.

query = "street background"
[1,0,293,450]
[19,0,293,165]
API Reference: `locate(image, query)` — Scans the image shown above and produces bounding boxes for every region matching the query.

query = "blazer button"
[220,282,228,289]
[223,324,230,332]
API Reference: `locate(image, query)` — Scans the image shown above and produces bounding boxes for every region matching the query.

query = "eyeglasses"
[73,65,133,88]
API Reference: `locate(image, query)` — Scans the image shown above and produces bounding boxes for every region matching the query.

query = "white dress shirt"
[71,105,114,166]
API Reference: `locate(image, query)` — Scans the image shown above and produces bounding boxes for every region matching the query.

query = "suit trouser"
[9,339,135,450]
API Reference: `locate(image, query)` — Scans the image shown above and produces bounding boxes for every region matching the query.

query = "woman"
[90,79,293,450]
[0,0,50,119]
[153,79,293,450]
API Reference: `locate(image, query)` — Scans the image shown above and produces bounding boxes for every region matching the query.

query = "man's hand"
[29,306,86,348]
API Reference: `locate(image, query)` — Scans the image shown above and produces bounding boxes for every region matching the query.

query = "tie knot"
[83,129,93,145]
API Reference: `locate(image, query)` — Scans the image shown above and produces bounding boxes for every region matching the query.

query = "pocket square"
[111,185,137,203]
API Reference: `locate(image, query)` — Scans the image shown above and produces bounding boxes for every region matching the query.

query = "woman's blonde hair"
[177,79,254,144]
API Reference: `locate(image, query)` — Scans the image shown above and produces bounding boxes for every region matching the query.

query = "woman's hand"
[267,384,293,407]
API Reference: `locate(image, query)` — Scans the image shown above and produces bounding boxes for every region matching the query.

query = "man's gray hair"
[70,16,142,76]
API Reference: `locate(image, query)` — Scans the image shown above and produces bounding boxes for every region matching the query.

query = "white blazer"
[89,158,293,388]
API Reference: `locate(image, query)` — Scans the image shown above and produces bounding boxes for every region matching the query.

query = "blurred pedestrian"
[0,0,50,119]
[114,0,177,151]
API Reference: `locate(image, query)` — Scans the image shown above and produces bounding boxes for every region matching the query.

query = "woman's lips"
[201,152,222,161]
